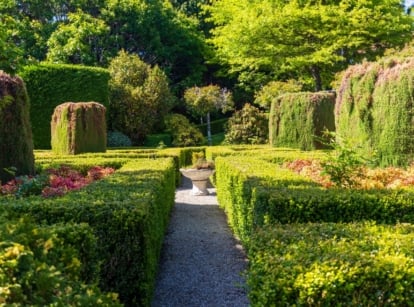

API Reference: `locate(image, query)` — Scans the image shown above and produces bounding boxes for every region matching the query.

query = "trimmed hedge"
[248,222,414,306]
[214,155,414,242]
[0,71,35,182]
[213,151,414,305]
[336,57,414,166]
[269,91,335,150]
[19,64,109,149]
[0,215,121,306]
[0,157,176,306]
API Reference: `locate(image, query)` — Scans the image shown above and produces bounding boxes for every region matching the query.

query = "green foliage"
[144,134,172,148]
[0,215,121,306]
[0,15,23,73]
[46,10,110,66]
[164,113,206,147]
[254,79,302,110]
[205,0,413,92]
[0,157,176,306]
[108,51,174,145]
[248,222,414,306]
[107,130,132,147]
[196,118,228,135]
[214,153,414,242]
[321,132,370,188]
[18,63,109,149]
[269,91,335,150]
[51,102,107,155]
[336,57,414,166]
[224,103,268,145]
[184,84,233,116]
[0,71,35,183]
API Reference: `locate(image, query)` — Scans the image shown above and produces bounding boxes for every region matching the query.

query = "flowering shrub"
[1,165,115,198]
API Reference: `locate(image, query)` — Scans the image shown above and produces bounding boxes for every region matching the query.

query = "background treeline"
[1,0,414,149]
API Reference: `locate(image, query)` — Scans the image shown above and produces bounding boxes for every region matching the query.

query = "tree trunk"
[310,65,323,92]
[207,112,212,146]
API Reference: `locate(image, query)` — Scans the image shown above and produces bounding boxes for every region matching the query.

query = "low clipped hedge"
[215,155,414,242]
[0,214,121,306]
[248,222,414,306]
[213,152,414,305]
[0,157,176,306]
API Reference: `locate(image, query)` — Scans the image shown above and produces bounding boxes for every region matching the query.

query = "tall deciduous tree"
[205,0,414,91]
[46,11,109,65]
[184,84,233,145]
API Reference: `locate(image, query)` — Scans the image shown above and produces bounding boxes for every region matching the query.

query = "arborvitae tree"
[0,71,35,182]
[51,102,106,155]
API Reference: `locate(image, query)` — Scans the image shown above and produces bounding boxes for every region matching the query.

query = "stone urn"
[180,168,215,196]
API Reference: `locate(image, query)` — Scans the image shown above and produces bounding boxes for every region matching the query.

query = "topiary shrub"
[164,113,206,147]
[107,130,132,147]
[336,57,414,166]
[51,102,106,155]
[0,71,35,183]
[224,103,268,145]
[269,91,336,150]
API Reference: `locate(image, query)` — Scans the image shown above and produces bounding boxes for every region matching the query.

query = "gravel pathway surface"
[152,178,250,307]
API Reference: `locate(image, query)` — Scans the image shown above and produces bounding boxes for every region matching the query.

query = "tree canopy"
[205,0,414,91]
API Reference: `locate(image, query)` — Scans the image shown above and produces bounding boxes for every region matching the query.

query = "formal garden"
[2,0,414,306]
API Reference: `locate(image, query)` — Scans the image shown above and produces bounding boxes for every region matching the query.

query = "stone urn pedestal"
[180,168,214,196]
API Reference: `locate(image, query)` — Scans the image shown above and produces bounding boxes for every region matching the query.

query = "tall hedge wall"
[269,91,335,150]
[336,58,414,166]
[19,64,109,149]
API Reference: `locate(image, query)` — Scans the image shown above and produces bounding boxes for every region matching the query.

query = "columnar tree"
[184,84,233,145]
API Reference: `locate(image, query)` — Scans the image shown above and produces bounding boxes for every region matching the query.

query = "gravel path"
[152,177,250,307]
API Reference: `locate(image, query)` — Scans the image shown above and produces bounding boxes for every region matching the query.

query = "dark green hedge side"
[19,64,109,149]
[269,91,335,150]
[0,157,176,306]
[248,222,414,306]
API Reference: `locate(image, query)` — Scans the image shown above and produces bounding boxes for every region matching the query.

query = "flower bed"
[1,165,115,198]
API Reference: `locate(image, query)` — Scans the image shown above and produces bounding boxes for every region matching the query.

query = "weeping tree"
[0,71,35,183]
[184,85,233,145]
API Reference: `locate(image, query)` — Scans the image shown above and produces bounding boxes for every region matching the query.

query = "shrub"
[164,113,206,147]
[144,133,172,148]
[248,222,414,306]
[107,130,132,147]
[224,103,268,145]
[0,215,121,306]
[108,51,174,145]
[0,71,35,183]
[18,63,109,149]
[269,91,335,150]
[51,102,107,155]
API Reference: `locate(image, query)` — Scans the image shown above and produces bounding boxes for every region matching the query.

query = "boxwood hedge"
[0,157,176,306]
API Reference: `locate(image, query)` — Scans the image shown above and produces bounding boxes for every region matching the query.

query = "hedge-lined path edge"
[152,177,249,306]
